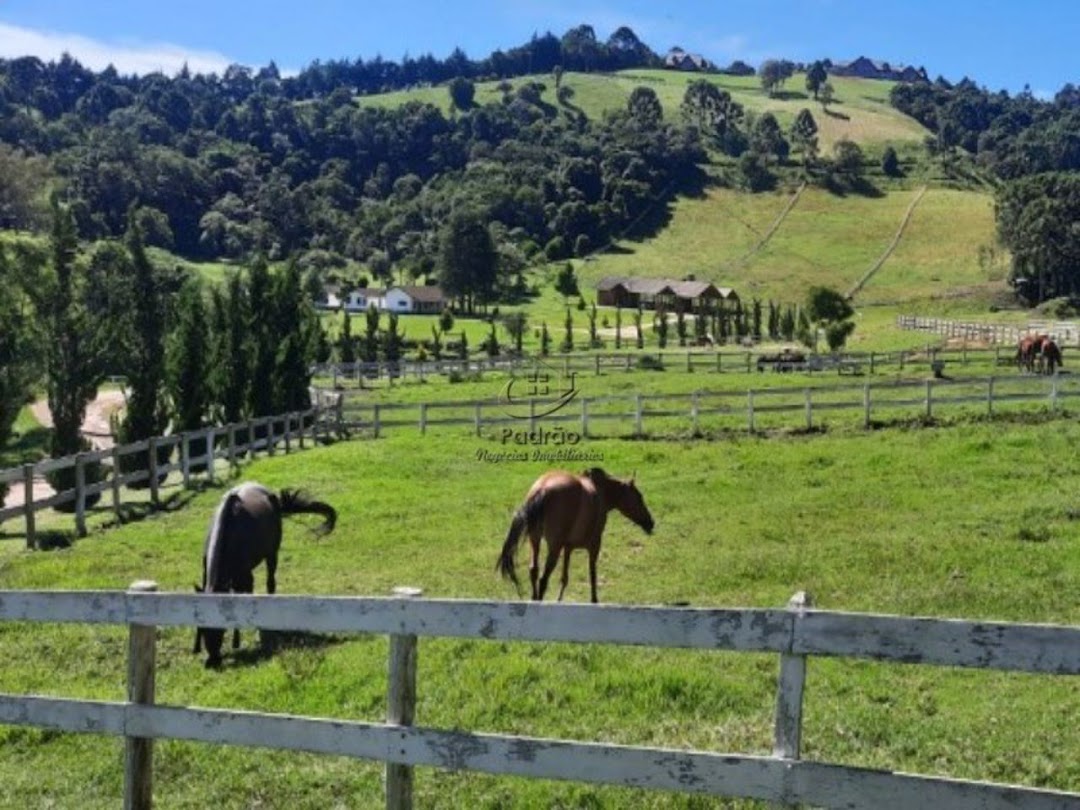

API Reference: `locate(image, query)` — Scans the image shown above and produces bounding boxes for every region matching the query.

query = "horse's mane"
[582,467,610,484]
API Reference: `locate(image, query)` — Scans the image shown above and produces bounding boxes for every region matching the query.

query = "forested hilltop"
[0,22,1077,300]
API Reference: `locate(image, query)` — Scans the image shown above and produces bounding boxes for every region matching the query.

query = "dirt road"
[3,389,127,511]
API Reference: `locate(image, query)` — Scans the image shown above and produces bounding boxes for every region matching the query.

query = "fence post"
[529,399,537,433]
[475,403,482,437]
[595,354,601,376]
[773,591,812,769]
[111,446,122,518]
[227,424,237,467]
[181,434,192,487]
[634,394,643,437]
[386,586,422,810]
[336,396,345,438]
[925,379,933,419]
[75,453,87,538]
[267,419,276,457]
[747,390,755,434]
[419,403,427,435]
[581,398,589,438]
[374,405,382,439]
[988,377,995,416]
[863,384,872,429]
[686,351,692,373]
[804,388,813,430]
[147,438,160,507]
[745,352,751,373]
[691,391,700,435]
[869,352,876,375]
[23,463,35,550]
[124,579,158,810]
[716,352,722,373]
[204,427,216,481]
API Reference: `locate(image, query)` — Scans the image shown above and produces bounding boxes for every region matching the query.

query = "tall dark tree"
[34,198,116,498]
[0,244,41,482]
[627,86,663,125]
[216,272,252,424]
[437,208,497,314]
[272,259,315,413]
[806,61,828,99]
[246,255,277,418]
[116,218,169,472]
[166,278,210,436]
[448,77,475,111]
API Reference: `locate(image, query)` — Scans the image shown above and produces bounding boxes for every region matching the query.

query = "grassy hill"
[358,69,929,152]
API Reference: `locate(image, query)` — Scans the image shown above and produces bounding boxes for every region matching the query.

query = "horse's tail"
[496,492,546,593]
[278,488,337,537]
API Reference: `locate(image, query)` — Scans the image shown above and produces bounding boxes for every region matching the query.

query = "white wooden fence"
[897,315,1080,347]
[0,586,1077,808]
[312,344,1019,386]
[329,373,1078,440]
[0,395,345,549]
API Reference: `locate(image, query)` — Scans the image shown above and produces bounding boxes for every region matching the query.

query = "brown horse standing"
[497,468,655,603]
[194,482,337,668]
[1017,334,1049,373]
[1039,338,1063,374]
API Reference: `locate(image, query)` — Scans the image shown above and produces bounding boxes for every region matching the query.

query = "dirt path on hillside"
[3,389,127,511]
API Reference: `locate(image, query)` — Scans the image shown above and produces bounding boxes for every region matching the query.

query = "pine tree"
[339,311,356,363]
[541,321,552,356]
[363,304,380,363]
[562,307,574,353]
[167,279,210,469]
[271,259,314,414]
[246,255,276,418]
[615,306,622,349]
[117,218,168,470]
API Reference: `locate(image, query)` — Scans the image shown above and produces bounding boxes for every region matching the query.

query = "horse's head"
[193,583,225,669]
[616,473,654,535]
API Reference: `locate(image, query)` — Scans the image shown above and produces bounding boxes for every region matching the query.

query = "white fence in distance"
[326,374,1077,440]
[0,587,1076,809]
[897,315,1080,347]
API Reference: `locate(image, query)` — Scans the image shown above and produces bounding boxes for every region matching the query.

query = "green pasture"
[356,69,928,150]
[0,413,1078,807]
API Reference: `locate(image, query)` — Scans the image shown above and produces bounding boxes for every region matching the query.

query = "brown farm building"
[596,277,739,312]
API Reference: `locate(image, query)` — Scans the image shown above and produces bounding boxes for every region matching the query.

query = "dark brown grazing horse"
[1039,338,1063,374]
[193,482,337,668]
[497,467,654,604]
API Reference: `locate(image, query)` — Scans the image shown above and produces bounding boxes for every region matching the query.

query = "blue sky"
[0,1,1075,96]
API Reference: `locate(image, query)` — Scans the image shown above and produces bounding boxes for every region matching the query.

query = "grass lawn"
[0,416,1077,807]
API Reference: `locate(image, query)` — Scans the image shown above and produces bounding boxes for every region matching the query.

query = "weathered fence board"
[0,695,1076,809]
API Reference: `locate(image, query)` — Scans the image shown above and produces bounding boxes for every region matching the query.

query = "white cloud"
[0,22,235,76]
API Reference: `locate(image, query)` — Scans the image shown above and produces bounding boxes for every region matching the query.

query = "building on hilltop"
[829,56,928,83]
[663,47,715,73]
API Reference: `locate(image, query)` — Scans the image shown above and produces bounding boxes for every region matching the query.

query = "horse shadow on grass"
[224,629,351,668]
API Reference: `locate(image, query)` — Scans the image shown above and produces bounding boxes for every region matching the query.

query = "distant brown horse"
[194,482,337,668]
[1039,338,1064,374]
[497,468,655,603]
[1017,334,1049,373]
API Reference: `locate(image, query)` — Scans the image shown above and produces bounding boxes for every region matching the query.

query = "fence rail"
[310,343,1024,387]
[326,373,1076,440]
[897,315,1080,347]
[0,586,1077,809]
[0,394,346,548]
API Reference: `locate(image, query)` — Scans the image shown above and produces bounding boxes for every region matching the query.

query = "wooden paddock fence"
[310,344,1025,387]
[325,373,1078,441]
[0,395,346,549]
[0,586,1076,808]
[897,315,1080,347]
